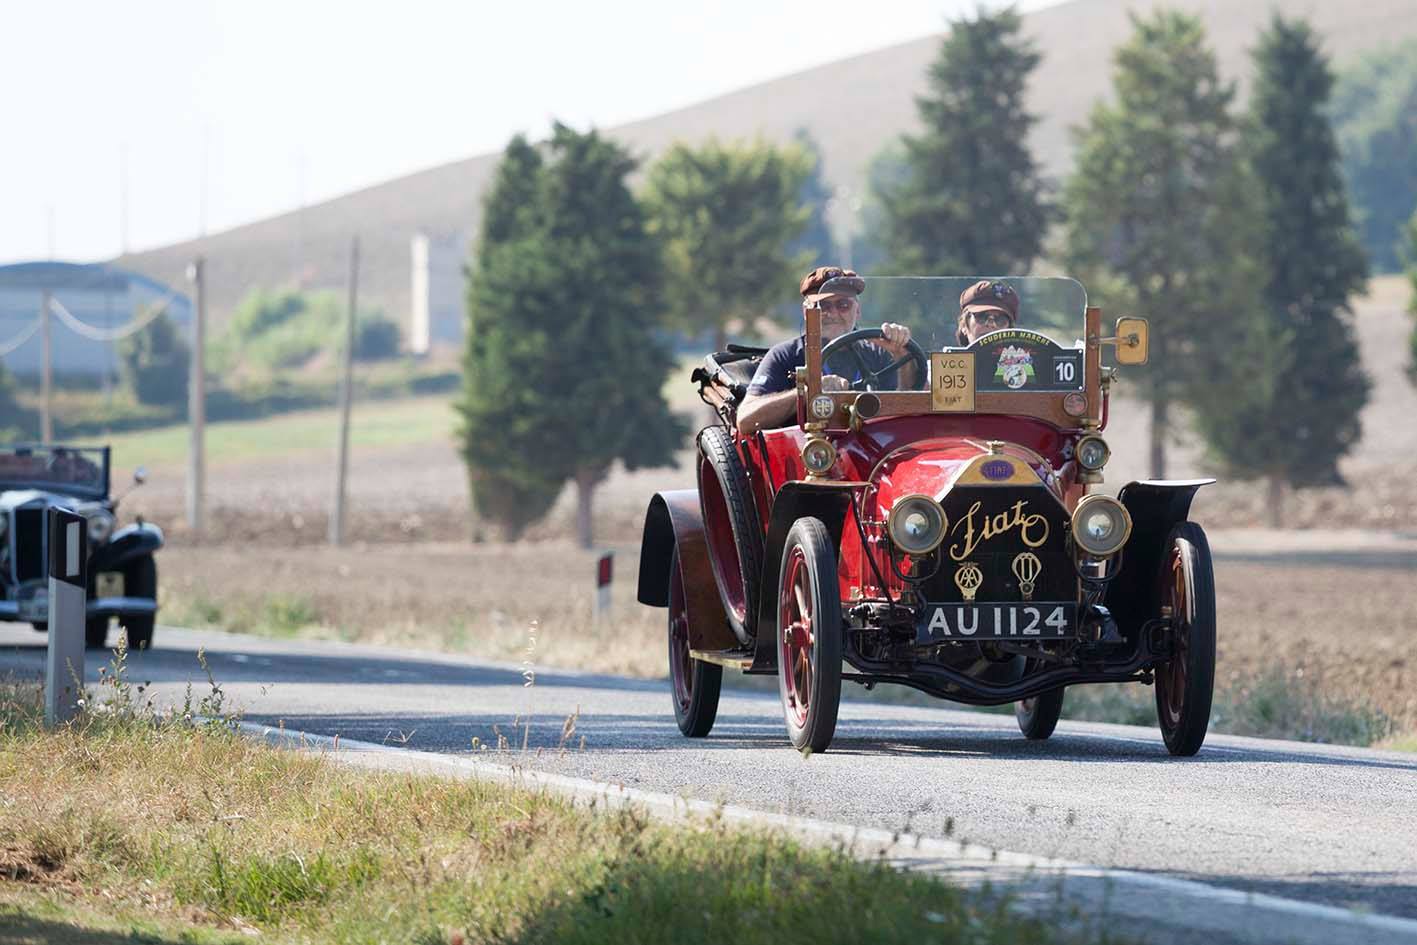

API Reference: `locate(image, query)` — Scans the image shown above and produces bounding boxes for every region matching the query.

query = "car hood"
[866,437,1064,515]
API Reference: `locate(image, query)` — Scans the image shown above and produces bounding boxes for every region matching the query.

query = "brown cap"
[801,266,865,303]
[959,280,1019,322]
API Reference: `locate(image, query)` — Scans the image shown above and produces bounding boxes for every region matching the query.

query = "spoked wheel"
[667,547,722,738]
[777,518,842,753]
[1154,522,1216,756]
[1015,679,1065,740]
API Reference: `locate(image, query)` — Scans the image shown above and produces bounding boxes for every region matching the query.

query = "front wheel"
[1015,686,1065,740]
[667,547,722,737]
[777,517,842,753]
[119,557,157,651]
[1154,522,1216,756]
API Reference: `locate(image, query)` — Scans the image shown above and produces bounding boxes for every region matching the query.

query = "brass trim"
[1070,494,1133,556]
[887,493,949,555]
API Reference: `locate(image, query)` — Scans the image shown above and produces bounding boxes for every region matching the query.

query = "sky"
[0,0,1056,265]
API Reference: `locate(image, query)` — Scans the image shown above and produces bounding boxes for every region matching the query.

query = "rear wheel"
[777,518,842,753]
[1154,523,1216,756]
[1015,684,1065,740]
[668,547,722,737]
[697,426,763,644]
[119,557,157,651]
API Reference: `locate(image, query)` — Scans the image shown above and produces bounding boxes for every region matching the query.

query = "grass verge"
[0,672,1119,945]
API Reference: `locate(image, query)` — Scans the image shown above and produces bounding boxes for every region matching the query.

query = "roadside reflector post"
[594,551,613,621]
[44,507,87,728]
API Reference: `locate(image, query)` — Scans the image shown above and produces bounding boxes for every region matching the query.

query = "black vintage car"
[0,444,162,649]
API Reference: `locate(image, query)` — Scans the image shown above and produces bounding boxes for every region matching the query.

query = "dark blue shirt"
[746,336,899,396]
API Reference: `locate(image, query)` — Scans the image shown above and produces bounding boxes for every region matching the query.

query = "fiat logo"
[981,459,1014,481]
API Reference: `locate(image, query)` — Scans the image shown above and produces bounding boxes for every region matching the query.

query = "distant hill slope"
[118,0,1417,332]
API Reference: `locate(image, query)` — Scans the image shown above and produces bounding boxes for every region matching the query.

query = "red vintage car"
[638,277,1215,756]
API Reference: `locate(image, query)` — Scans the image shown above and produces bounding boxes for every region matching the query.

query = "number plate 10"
[931,352,975,412]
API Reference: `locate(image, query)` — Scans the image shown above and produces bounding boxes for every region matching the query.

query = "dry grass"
[0,680,1115,945]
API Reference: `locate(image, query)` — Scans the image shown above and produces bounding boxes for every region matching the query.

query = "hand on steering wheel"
[820,328,929,392]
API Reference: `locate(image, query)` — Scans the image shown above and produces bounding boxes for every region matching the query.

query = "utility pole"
[330,236,359,546]
[39,291,52,444]
[186,258,206,538]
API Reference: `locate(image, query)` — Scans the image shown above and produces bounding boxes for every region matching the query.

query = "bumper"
[0,596,157,623]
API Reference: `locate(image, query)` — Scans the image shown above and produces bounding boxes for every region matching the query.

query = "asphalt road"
[3,624,1415,942]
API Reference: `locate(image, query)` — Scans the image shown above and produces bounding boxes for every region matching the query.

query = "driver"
[737,266,915,435]
[955,279,1020,345]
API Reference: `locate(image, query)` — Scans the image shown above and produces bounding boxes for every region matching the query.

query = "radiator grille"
[13,506,45,583]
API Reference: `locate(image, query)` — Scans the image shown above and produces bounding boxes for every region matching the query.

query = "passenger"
[955,280,1020,345]
[737,266,915,435]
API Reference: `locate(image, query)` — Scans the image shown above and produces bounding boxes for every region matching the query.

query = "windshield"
[810,276,1087,392]
[0,445,109,499]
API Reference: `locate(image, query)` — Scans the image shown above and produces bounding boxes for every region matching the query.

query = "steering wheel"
[820,328,929,392]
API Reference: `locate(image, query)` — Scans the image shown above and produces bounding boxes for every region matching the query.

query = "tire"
[777,517,842,753]
[1015,684,1065,740]
[667,547,722,738]
[1154,523,1216,756]
[697,426,763,645]
[86,617,109,650]
[119,557,157,651]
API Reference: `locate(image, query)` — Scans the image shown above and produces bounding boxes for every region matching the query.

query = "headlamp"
[1075,435,1110,471]
[1070,495,1132,557]
[801,436,838,476]
[86,511,115,545]
[887,495,947,556]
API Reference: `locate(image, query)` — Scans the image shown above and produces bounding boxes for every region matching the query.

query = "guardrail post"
[594,551,613,622]
[44,507,87,728]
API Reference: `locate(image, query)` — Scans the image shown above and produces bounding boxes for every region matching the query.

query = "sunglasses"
[816,298,857,314]
[971,310,1013,328]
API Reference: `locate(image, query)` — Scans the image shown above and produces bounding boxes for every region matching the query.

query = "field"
[106,274,1417,747]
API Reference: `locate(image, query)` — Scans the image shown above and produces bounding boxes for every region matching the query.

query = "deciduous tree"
[1062,11,1259,478]
[643,139,811,351]
[1191,15,1369,524]
[876,6,1048,275]
[1332,40,1417,273]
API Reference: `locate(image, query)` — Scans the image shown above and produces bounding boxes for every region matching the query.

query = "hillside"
[118,0,1417,331]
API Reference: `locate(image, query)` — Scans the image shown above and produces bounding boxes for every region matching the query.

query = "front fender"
[750,481,855,671]
[1106,479,1215,638]
[637,491,737,651]
[90,522,164,574]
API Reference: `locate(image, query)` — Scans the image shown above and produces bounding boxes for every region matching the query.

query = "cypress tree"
[1062,11,1260,479]
[458,125,684,546]
[1407,210,1417,386]
[877,6,1048,274]
[457,135,564,541]
[787,129,838,267]
[1193,15,1369,523]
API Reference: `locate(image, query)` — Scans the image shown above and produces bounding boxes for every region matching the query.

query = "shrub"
[117,311,190,408]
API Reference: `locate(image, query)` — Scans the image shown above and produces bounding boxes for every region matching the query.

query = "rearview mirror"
[1113,317,1149,365]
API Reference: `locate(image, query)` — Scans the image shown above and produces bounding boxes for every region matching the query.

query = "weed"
[260,593,322,636]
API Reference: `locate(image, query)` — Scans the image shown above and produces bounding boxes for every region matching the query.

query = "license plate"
[922,602,1075,640]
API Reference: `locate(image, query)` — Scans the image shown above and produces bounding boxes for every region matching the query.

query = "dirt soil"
[157,541,1417,735]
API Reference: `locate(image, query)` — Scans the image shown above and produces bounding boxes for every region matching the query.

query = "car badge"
[981,459,1014,481]
[810,394,836,420]
[953,562,983,602]
[1011,552,1041,601]
[994,345,1034,389]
